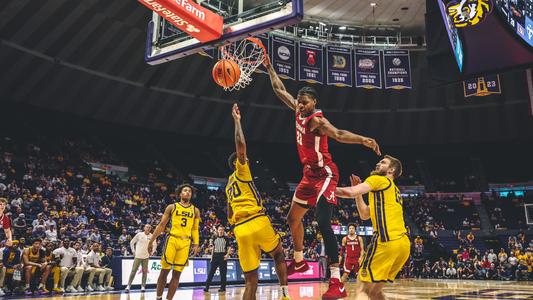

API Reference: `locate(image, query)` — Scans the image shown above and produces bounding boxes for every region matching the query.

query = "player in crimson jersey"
[340,225,364,283]
[265,57,380,299]
[0,198,13,246]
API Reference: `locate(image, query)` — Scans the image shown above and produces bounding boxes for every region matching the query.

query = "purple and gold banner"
[354,49,382,89]
[298,41,324,84]
[272,35,296,80]
[326,45,353,87]
[383,50,412,89]
[463,74,501,97]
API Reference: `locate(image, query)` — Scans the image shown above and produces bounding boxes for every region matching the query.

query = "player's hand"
[338,255,343,263]
[262,55,271,68]
[191,244,200,256]
[350,174,361,186]
[5,239,12,247]
[362,137,381,156]
[224,255,228,260]
[232,103,241,121]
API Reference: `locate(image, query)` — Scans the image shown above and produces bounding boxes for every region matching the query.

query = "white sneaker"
[77,286,85,292]
[106,286,113,291]
[66,286,76,293]
[141,286,145,292]
[86,285,94,292]
[125,286,130,293]
[97,285,105,291]
[59,288,65,293]
[0,288,5,296]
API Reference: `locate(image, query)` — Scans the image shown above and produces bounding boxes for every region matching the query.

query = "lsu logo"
[446,0,493,28]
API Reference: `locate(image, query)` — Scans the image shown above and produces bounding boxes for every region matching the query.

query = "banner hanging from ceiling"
[326,45,353,87]
[383,50,412,89]
[271,35,296,80]
[354,49,382,89]
[298,41,324,84]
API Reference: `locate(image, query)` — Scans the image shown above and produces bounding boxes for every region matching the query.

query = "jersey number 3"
[181,217,187,227]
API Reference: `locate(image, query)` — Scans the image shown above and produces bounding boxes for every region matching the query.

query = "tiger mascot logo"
[446,0,493,28]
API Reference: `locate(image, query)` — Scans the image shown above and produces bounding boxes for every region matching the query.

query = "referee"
[204,225,231,292]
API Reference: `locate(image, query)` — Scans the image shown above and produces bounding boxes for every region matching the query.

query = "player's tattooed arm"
[232,104,247,164]
[263,56,297,110]
[310,116,381,155]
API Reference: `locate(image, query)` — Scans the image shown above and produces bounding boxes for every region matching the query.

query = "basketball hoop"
[219,37,267,91]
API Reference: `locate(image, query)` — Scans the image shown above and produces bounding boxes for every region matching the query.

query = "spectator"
[86,242,107,292]
[99,248,113,291]
[52,241,83,293]
[487,249,497,264]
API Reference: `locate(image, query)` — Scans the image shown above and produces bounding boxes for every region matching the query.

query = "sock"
[294,251,303,263]
[281,285,289,297]
[38,283,44,289]
[330,266,340,280]
[25,284,30,289]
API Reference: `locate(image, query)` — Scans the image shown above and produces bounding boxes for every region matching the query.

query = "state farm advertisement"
[138,0,223,43]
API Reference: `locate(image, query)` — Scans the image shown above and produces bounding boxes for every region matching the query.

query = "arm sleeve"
[235,159,253,181]
[364,175,390,191]
[191,218,200,245]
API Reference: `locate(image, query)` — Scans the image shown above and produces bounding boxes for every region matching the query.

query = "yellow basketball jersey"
[226,159,265,225]
[169,202,196,239]
[364,175,407,243]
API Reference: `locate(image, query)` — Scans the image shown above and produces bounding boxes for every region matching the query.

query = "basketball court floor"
[12,279,533,300]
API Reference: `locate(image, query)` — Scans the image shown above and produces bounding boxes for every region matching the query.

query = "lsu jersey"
[364,175,407,243]
[226,159,265,225]
[169,202,196,239]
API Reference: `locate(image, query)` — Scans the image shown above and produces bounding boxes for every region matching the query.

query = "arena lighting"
[339,26,347,30]
[319,21,326,26]
[370,2,377,7]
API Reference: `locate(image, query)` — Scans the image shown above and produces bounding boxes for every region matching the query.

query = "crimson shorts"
[292,162,339,207]
[343,258,360,274]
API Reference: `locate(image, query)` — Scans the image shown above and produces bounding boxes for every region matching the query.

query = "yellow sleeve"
[235,159,252,181]
[364,175,390,191]
[191,216,200,245]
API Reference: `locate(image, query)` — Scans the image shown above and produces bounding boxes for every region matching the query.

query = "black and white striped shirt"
[212,235,229,254]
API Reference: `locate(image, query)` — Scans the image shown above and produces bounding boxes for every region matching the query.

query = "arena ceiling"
[0,0,531,145]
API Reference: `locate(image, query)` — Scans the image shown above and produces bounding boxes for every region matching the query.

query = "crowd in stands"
[406,232,532,281]
[0,134,532,295]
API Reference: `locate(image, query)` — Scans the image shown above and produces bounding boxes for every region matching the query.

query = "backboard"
[145,0,303,65]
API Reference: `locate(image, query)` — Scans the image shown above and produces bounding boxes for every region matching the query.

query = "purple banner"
[355,49,382,89]
[326,45,353,87]
[298,41,324,83]
[463,74,501,97]
[383,50,412,89]
[272,35,296,80]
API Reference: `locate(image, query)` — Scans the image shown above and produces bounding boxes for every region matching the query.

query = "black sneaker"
[218,288,226,292]
[203,288,209,292]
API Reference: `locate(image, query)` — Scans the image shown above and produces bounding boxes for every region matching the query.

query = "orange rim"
[220,37,267,65]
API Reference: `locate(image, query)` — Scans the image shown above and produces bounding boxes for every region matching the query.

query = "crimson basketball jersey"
[295,110,332,168]
[345,235,362,259]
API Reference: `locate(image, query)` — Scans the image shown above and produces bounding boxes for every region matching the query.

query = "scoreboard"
[495,0,533,47]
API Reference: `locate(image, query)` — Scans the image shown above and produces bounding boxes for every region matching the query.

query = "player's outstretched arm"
[232,103,247,164]
[263,56,297,111]
[191,207,201,256]
[310,117,381,156]
[148,204,173,254]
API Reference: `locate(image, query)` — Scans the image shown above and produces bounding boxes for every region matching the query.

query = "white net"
[219,37,266,91]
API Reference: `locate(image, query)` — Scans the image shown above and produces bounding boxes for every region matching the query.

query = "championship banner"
[138,0,223,43]
[463,74,502,97]
[272,35,296,80]
[254,33,271,74]
[326,46,353,87]
[298,41,324,84]
[383,50,412,89]
[354,49,382,89]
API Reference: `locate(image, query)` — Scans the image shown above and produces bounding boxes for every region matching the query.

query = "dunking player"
[148,184,201,300]
[227,104,290,300]
[336,156,410,300]
[340,225,364,283]
[264,57,381,299]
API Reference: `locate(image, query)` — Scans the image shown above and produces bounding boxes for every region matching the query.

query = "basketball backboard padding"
[145,0,303,65]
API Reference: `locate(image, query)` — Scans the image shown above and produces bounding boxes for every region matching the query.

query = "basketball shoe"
[321,278,347,299]
[286,259,309,275]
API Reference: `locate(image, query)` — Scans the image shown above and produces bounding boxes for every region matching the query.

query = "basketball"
[212,59,241,88]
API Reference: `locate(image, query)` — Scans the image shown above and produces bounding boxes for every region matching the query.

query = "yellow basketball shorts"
[234,215,280,273]
[161,235,191,272]
[359,234,410,283]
